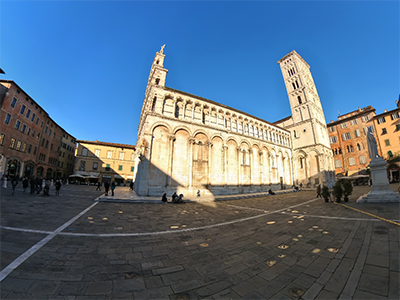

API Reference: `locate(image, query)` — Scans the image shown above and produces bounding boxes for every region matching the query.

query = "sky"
[1,1,398,146]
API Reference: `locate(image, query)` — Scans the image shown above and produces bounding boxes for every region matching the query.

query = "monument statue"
[160,44,165,54]
[367,129,379,159]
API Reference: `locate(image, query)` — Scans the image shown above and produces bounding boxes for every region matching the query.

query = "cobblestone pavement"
[0,183,399,299]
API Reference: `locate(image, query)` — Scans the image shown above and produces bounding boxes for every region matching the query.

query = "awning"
[69,174,85,178]
[114,175,124,179]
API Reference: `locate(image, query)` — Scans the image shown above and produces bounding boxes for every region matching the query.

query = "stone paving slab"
[0,184,399,299]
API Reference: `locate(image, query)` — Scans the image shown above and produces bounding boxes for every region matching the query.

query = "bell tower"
[277,50,335,187]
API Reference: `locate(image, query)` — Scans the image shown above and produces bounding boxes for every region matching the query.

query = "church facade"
[133,47,335,196]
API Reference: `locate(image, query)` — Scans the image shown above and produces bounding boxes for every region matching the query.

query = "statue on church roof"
[160,44,165,54]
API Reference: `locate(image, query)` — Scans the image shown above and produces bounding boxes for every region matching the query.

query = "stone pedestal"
[357,157,400,203]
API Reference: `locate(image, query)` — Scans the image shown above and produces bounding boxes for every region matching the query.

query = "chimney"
[384,109,388,113]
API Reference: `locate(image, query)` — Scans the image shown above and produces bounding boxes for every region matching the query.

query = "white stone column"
[188,138,195,187]
[207,142,213,185]
[259,151,263,184]
[238,148,242,185]
[167,135,175,186]
[183,101,187,119]
[248,149,252,185]
[223,145,228,185]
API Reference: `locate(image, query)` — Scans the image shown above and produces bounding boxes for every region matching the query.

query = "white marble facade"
[134,48,335,196]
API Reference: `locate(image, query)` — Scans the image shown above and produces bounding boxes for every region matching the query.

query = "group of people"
[8,176,62,197]
[161,192,184,203]
[96,181,116,196]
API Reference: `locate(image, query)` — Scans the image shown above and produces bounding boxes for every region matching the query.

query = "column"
[166,135,175,186]
[259,150,263,184]
[237,147,241,186]
[188,138,195,187]
[223,145,228,185]
[248,149,252,185]
[183,101,187,119]
[207,142,213,185]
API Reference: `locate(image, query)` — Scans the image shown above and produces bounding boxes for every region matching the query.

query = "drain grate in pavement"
[175,293,189,300]
[288,287,305,298]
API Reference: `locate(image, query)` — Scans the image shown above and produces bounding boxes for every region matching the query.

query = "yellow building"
[73,140,136,185]
[372,104,400,182]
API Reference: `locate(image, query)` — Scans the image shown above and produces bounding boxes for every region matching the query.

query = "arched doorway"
[6,159,21,178]
[36,166,44,178]
[45,168,53,179]
[388,164,399,183]
[24,162,35,178]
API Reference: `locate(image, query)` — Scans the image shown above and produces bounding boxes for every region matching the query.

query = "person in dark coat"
[30,177,36,194]
[22,177,29,193]
[96,181,101,191]
[55,180,61,196]
[130,181,134,190]
[11,178,18,195]
[161,193,168,203]
[268,189,275,195]
[111,181,116,196]
[316,184,322,198]
[104,181,110,196]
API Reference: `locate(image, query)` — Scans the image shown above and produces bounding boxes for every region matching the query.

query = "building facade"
[133,48,334,196]
[73,140,136,185]
[0,80,74,180]
[327,106,378,177]
[57,130,76,180]
[372,105,400,182]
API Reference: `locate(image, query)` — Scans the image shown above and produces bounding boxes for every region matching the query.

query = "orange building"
[372,104,400,182]
[327,106,378,177]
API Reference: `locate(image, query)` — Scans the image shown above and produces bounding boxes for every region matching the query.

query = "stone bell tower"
[276,50,335,187]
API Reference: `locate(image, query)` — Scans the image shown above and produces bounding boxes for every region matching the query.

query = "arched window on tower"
[155,78,160,85]
[174,105,180,118]
[295,80,299,88]
[297,96,302,104]
[292,83,296,90]
[202,111,205,124]
[151,97,157,112]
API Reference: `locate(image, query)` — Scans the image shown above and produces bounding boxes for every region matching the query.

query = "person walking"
[104,181,110,196]
[22,177,29,193]
[96,181,101,191]
[316,184,322,198]
[129,181,134,190]
[55,180,61,196]
[11,177,18,195]
[111,181,116,196]
[30,177,36,194]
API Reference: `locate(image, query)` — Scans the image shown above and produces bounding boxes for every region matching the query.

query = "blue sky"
[1,1,398,145]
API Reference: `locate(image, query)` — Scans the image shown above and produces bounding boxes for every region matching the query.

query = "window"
[299,158,304,169]
[82,148,88,156]
[119,152,125,160]
[44,126,48,134]
[328,127,335,132]
[9,138,16,149]
[40,121,44,128]
[174,105,180,118]
[28,144,32,153]
[359,156,367,164]
[349,157,356,166]
[95,149,100,157]
[363,126,375,134]
[37,133,40,140]
[105,164,110,171]
[329,136,338,144]
[361,115,371,122]
[385,139,390,146]
[26,109,31,118]
[27,128,31,135]
[41,138,45,147]
[131,166,134,172]
[334,159,342,168]
[354,129,361,137]
[22,143,26,152]
[357,143,363,151]
[36,117,39,125]
[391,112,399,120]
[93,162,98,170]
[350,119,359,125]
[107,151,112,159]
[10,98,17,108]
[5,114,11,124]
[297,96,302,104]
[33,146,37,155]
[79,160,86,171]
[340,122,348,129]
[45,140,49,148]
[341,132,351,141]
[131,153,135,161]
[382,128,387,135]
[377,117,386,124]
[15,120,21,130]
[0,133,5,145]
[118,165,123,171]
[20,105,26,114]
[21,124,26,133]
